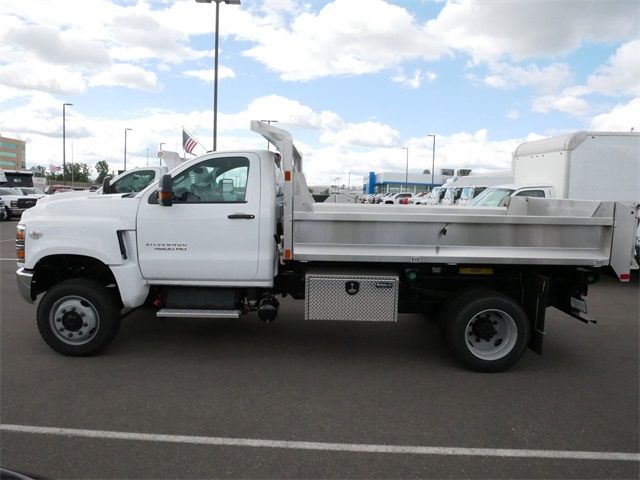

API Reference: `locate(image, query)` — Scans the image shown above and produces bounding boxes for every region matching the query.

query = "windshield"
[429,187,442,199]
[460,187,474,201]
[468,188,514,207]
[20,187,44,195]
[0,187,21,195]
[112,170,157,194]
[444,188,455,200]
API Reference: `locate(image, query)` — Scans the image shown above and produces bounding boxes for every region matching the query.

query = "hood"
[21,192,140,230]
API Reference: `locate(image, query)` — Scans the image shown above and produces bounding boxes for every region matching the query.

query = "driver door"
[137,153,261,283]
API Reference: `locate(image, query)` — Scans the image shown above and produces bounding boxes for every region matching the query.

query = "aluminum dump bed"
[251,121,637,281]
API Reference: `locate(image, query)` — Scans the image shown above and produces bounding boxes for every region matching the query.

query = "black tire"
[36,279,121,356]
[0,207,9,221]
[439,288,530,372]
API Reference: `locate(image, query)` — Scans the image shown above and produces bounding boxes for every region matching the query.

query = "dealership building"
[0,135,26,170]
[363,168,469,194]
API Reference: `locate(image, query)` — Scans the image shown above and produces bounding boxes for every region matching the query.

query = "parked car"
[407,192,430,204]
[468,184,554,207]
[441,186,464,206]
[457,186,487,206]
[422,187,446,205]
[0,187,37,218]
[0,198,7,221]
[382,192,413,204]
[17,187,46,200]
[45,185,73,194]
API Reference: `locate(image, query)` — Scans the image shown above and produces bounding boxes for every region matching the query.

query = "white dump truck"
[15,122,638,372]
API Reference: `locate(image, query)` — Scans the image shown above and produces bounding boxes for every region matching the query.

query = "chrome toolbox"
[304,270,399,322]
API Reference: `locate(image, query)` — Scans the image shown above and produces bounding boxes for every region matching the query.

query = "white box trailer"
[512,132,639,202]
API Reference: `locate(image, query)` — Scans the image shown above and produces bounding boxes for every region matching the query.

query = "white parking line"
[0,238,15,243]
[0,258,16,261]
[1,424,638,462]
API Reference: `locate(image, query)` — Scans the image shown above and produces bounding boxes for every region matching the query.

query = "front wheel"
[0,207,9,221]
[440,289,530,372]
[36,279,121,356]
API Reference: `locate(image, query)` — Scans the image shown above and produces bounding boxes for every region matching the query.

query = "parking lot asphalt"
[0,218,638,479]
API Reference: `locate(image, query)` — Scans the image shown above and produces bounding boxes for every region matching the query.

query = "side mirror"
[102,176,112,194]
[158,174,173,207]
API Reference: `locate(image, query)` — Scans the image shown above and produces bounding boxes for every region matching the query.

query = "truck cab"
[468,184,554,207]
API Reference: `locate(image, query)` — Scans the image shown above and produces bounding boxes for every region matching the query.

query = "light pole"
[159,142,165,166]
[261,119,277,149]
[333,177,341,202]
[402,147,409,192]
[427,134,436,188]
[196,0,241,151]
[62,103,72,184]
[124,128,132,171]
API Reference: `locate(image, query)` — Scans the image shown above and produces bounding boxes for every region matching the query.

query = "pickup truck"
[468,184,555,207]
[15,122,638,372]
[0,187,38,219]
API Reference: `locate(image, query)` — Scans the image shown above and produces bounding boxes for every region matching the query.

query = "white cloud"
[4,25,111,67]
[428,0,639,63]
[587,39,640,97]
[506,109,520,120]
[89,64,158,91]
[392,69,436,89]
[481,62,572,93]
[0,62,86,95]
[320,121,401,148]
[220,95,343,132]
[240,0,447,81]
[183,67,237,83]
[590,98,640,132]
[532,93,590,117]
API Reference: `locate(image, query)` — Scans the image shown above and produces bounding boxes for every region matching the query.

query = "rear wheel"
[36,279,121,356]
[440,289,530,372]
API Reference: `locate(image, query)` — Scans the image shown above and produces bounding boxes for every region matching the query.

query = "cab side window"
[172,156,250,203]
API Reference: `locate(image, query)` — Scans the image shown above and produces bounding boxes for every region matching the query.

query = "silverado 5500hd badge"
[145,242,188,252]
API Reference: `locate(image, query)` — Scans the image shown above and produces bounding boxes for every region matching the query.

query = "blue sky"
[0,0,638,184]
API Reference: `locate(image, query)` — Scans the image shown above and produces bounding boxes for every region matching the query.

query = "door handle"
[228,213,255,219]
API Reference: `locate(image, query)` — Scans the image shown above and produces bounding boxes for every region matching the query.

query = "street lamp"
[62,103,72,184]
[402,146,409,192]
[196,0,241,151]
[159,142,165,166]
[124,128,132,171]
[427,134,436,188]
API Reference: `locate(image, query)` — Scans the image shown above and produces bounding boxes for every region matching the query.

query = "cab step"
[156,308,241,319]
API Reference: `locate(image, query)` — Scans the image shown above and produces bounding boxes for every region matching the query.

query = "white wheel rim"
[49,295,100,345]
[465,309,518,361]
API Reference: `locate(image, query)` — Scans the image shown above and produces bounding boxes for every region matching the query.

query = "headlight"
[16,224,26,262]
[11,200,18,207]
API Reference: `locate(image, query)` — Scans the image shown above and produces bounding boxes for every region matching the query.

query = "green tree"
[95,160,110,184]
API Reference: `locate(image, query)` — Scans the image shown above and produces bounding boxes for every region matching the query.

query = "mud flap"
[522,272,550,355]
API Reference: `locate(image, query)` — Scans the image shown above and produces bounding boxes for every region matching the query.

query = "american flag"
[50,164,61,172]
[182,128,199,154]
